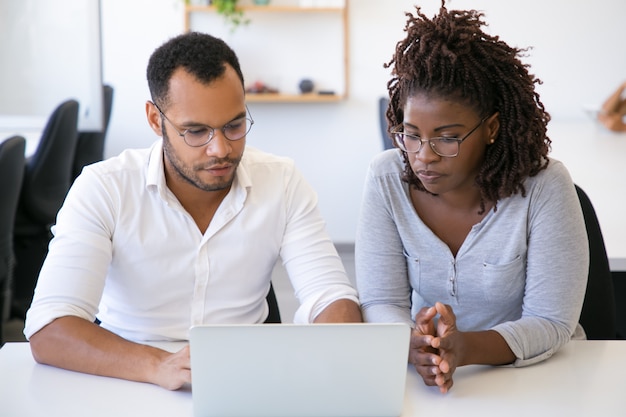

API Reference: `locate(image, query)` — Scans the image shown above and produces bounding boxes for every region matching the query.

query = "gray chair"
[576,184,616,339]
[12,100,80,320]
[72,85,114,181]
[0,136,26,344]
[379,97,394,150]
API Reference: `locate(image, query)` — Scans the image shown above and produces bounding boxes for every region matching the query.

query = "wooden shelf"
[186,5,344,13]
[246,93,343,103]
[184,1,349,103]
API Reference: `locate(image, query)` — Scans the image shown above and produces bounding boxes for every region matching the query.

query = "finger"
[435,302,456,325]
[438,358,450,374]
[417,371,438,387]
[408,348,441,370]
[414,306,437,323]
[410,332,435,349]
[435,372,454,394]
[413,306,437,334]
[417,366,444,381]
[413,363,443,387]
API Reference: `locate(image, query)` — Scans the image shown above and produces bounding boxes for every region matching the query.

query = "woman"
[355,2,589,394]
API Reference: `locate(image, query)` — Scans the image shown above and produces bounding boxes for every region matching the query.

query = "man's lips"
[203,164,233,175]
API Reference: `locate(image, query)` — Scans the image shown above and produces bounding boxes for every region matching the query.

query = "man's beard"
[162,129,241,192]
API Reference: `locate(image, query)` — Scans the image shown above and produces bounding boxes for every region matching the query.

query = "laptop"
[189,323,411,417]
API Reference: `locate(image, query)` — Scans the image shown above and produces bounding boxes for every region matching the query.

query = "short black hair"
[147,31,245,109]
[386,1,551,211]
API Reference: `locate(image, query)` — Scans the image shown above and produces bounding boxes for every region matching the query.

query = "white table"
[548,120,626,271]
[1,340,626,416]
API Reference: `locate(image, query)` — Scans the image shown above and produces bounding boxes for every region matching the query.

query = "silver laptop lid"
[190,323,411,417]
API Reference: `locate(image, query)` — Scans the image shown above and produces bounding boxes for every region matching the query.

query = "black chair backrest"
[576,184,616,339]
[73,85,114,180]
[379,97,394,150]
[19,99,79,226]
[0,136,26,340]
[0,136,26,251]
[264,282,281,324]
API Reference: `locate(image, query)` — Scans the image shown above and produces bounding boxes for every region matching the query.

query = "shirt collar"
[145,139,252,201]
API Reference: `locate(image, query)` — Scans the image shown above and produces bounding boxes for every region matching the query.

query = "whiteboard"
[0,0,103,131]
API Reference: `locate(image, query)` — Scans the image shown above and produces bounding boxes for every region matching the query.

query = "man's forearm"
[29,316,170,385]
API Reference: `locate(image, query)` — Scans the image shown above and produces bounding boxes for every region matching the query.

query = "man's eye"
[226,119,246,130]
[187,127,210,137]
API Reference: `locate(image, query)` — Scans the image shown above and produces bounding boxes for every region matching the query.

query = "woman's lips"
[416,170,443,182]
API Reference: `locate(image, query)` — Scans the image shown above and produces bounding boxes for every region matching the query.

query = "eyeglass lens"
[394,135,460,156]
[183,116,252,146]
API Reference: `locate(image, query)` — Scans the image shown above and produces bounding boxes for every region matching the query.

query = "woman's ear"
[485,112,500,144]
[146,101,163,137]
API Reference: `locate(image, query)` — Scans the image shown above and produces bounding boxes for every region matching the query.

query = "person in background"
[598,81,626,132]
[24,31,361,390]
[355,2,588,394]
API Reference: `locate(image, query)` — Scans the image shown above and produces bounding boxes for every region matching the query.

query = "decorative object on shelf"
[246,80,279,95]
[298,79,314,94]
[213,0,249,31]
[184,1,349,102]
[253,0,271,5]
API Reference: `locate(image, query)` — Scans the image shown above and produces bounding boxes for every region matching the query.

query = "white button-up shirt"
[25,142,358,341]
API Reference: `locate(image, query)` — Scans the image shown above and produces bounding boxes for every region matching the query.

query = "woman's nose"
[415,140,440,164]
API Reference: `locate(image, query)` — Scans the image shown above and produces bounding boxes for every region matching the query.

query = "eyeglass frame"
[151,101,254,147]
[389,115,490,157]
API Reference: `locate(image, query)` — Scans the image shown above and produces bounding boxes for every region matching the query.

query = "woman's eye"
[438,137,459,143]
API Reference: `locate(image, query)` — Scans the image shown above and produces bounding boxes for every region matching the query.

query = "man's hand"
[30,316,192,390]
[152,345,192,390]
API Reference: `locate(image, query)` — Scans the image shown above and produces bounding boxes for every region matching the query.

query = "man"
[24,32,362,390]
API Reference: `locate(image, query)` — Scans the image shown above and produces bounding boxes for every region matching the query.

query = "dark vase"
[299,79,314,94]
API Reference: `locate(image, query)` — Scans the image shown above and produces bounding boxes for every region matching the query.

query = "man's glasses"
[390,116,489,157]
[152,102,254,147]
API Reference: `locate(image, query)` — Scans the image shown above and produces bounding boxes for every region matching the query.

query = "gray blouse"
[355,149,589,366]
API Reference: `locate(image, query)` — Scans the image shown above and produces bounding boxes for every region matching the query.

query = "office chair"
[264,282,281,323]
[379,97,394,150]
[575,184,616,339]
[12,99,80,320]
[0,136,26,344]
[72,85,114,180]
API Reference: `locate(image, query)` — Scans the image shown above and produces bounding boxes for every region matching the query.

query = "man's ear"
[146,101,163,137]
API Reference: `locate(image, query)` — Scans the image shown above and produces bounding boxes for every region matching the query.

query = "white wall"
[100,0,626,243]
[0,0,103,130]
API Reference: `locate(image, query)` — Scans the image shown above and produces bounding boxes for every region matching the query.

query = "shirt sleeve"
[24,168,115,339]
[354,154,414,326]
[492,160,589,366]
[277,164,359,323]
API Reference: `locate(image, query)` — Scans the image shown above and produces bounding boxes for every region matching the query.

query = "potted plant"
[212,0,249,31]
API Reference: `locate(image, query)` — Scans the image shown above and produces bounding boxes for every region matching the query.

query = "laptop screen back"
[189,323,411,417]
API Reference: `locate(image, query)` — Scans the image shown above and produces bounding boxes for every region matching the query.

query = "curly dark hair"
[385,1,551,211]
[147,31,244,110]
